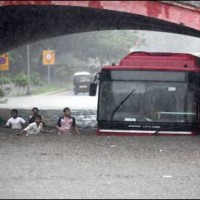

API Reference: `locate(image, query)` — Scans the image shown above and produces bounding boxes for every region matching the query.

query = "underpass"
[0,1,200,199]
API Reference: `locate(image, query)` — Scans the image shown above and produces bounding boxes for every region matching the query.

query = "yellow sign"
[0,53,9,71]
[42,50,55,65]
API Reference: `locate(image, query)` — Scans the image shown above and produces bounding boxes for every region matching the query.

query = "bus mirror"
[89,83,97,96]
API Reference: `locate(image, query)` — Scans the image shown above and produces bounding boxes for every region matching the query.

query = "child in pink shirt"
[56,107,80,135]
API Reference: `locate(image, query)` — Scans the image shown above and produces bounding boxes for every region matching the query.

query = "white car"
[73,72,92,95]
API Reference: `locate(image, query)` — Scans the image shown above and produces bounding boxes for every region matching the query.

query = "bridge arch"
[0,1,200,53]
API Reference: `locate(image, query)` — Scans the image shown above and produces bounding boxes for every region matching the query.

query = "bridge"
[0,1,200,54]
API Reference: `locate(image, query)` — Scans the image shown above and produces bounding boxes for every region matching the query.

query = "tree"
[13,72,29,95]
[53,30,146,65]
[7,30,146,86]
[8,49,26,74]
[30,71,43,87]
[55,53,87,85]
[0,89,4,97]
[33,30,145,66]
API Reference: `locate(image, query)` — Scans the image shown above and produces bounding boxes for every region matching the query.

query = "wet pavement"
[0,129,200,199]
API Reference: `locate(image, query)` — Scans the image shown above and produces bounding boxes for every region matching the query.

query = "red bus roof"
[103,52,200,71]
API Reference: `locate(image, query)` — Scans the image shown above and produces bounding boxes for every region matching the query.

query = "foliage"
[35,30,145,67]
[31,85,67,95]
[0,88,4,97]
[30,71,43,86]
[0,76,12,84]
[13,72,29,87]
[8,51,23,63]
[7,30,146,88]
[54,66,69,83]
[8,50,25,73]
[53,30,146,65]
[55,53,87,79]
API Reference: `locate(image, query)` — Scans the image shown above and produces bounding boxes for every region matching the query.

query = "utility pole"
[27,44,31,95]
[48,48,50,85]
[48,64,50,85]
[1,71,3,90]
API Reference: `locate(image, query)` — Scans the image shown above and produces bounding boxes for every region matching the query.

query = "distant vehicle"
[73,72,92,95]
[90,51,200,136]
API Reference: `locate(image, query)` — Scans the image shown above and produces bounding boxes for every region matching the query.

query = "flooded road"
[0,129,200,199]
[1,90,200,198]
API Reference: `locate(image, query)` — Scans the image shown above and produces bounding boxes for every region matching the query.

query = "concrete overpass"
[0,1,200,53]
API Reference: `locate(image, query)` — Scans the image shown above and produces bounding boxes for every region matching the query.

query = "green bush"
[0,77,11,84]
[13,72,29,87]
[30,71,43,86]
[0,89,5,97]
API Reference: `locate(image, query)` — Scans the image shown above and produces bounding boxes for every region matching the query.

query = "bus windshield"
[98,70,196,123]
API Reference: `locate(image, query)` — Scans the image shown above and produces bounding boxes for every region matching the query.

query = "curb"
[35,89,67,96]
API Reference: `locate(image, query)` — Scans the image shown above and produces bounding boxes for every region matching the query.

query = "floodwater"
[0,128,200,199]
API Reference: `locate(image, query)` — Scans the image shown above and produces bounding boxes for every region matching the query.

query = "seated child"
[29,107,46,126]
[17,114,43,136]
[56,107,80,135]
[5,109,26,130]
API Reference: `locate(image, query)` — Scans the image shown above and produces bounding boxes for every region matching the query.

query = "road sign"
[42,50,55,65]
[0,54,9,71]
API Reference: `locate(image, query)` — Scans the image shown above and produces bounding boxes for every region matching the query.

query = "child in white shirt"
[5,109,26,130]
[29,107,46,126]
[17,115,43,136]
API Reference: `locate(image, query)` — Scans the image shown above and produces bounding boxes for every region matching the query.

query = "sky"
[139,31,200,54]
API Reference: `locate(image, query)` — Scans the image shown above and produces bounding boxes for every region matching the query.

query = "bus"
[90,52,200,136]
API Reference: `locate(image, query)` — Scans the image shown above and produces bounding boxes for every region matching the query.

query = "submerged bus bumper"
[97,129,197,136]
